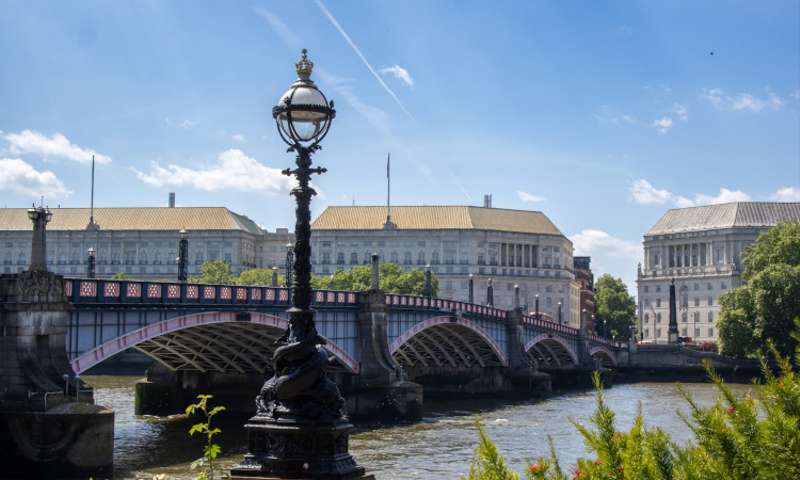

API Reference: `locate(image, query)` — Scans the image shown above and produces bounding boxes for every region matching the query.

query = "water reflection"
[85,376,753,479]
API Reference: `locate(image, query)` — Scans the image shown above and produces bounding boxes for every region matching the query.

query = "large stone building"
[637,201,800,344]
[0,206,275,279]
[310,204,582,327]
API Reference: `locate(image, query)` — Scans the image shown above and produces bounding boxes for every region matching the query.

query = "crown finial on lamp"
[295,48,313,80]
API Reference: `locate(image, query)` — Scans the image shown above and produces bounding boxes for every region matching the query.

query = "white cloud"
[254,6,301,48]
[379,65,414,87]
[3,130,111,163]
[771,186,800,202]
[690,187,751,205]
[0,158,71,198]
[570,229,642,296]
[131,149,294,194]
[232,133,245,143]
[671,103,688,121]
[631,179,672,204]
[652,116,673,133]
[315,0,412,118]
[701,88,784,112]
[631,179,751,207]
[517,191,546,203]
[571,229,641,259]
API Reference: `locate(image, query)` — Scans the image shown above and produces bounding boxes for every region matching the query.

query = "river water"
[84,376,753,479]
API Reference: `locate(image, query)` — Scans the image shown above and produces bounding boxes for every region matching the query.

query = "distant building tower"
[168,192,176,208]
[573,256,595,333]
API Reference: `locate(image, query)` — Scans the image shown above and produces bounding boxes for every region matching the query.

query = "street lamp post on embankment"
[230,49,370,480]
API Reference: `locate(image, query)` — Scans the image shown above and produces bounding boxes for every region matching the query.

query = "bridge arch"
[389,316,508,369]
[525,334,578,369]
[70,311,358,375]
[589,346,618,367]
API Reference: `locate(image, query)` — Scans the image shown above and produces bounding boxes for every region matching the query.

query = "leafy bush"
[464,323,800,479]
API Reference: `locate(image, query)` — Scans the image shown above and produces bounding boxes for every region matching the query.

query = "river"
[83,376,753,479]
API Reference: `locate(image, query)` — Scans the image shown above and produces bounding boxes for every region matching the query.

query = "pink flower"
[726,405,736,415]
[529,463,539,474]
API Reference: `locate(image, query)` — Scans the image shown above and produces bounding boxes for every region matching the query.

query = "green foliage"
[191,260,439,295]
[465,341,800,480]
[719,222,800,358]
[185,394,228,480]
[237,268,284,286]
[110,272,127,280]
[190,260,235,285]
[594,274,636,340]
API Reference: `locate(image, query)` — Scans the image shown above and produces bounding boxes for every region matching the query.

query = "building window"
[681,327,687,336]
[404,252,412,265]
[694,327,701,337]
[644,328,649,337]
[708,296,713,306]
[708,311,714,322]
[694,297,700,307]
[656,328,661,337]
[431,251,439,265]
[656,298,661,308]
[645,298,651,307]
[656,313,662,323]
[643,285,649,293]
[656,285,661,293]
[693,312,700,322]
[321,252,331,264]
[721,281,727,290]
[693,283,699,291]
[390,252,399,263]
[708,327,714,337]
[418,251,426,265]
[682,312,687,323]
[335,252,344,265]
[644,313,649,322]
[707,282,713,290]
[350,252,358,264]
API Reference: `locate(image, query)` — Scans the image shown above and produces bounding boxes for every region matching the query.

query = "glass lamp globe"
[273,49,335,147]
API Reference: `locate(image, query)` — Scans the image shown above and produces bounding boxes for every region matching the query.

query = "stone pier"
[0,270,114,479]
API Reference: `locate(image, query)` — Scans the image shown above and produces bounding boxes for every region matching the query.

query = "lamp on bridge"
[284,242,294,288]
[231,49,369,480]
[87,247,96,279]
[177,229,188,283]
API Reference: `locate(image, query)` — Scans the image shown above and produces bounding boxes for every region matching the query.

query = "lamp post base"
[230,416,370,479]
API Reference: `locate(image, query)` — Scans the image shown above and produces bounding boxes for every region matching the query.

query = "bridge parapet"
[384,293,507,319]
[64,278,358,309]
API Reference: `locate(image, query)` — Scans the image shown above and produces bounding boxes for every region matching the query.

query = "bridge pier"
[347,289,422,420]
[0,271,114,479]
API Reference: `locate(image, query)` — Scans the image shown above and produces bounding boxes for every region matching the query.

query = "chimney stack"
[483,194,492,208]
[168,192,176,208]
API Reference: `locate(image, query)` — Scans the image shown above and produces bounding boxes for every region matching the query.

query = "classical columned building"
[310,204,582,327]
[0,207,266,279]
[637,201,800,344]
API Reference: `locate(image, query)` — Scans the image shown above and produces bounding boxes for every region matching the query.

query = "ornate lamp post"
[231,49,367,479]
[271,266,278,287]
[87,247,96,279]
[27,206,52,272]
[177,229,188,283]
[468,274,474,303]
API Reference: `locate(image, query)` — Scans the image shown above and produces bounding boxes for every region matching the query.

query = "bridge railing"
[384,293,507,319]
[588,334,626,349]
[64,278,359,308]
[521,314,580,338]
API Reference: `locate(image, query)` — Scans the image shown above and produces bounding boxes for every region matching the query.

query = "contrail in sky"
[315,0,413,119]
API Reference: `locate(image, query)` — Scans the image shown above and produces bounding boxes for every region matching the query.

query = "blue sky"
[1,1,798,292]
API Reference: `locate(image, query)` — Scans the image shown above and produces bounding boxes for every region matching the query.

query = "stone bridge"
[62,277,622,417]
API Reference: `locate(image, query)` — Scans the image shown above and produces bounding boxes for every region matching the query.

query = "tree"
[593,274,636,341]
[237,268,283,286]
[320,262,438,296]
[719,222,800,358]
[190,260,235,285]
[110,272,127,280]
